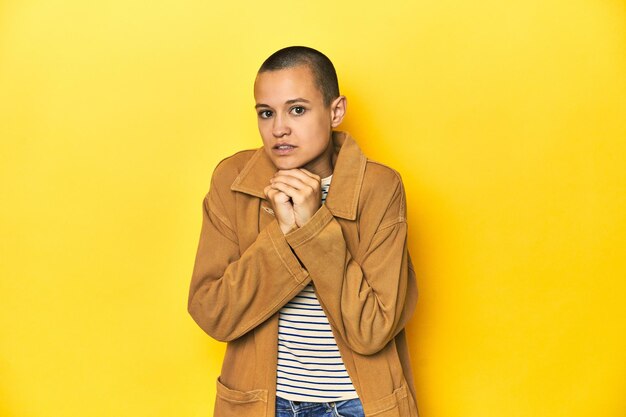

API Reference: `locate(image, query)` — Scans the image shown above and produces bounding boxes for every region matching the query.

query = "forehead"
[254,65,323,105]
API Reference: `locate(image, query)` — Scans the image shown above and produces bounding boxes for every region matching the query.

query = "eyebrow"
[255,98,311,109]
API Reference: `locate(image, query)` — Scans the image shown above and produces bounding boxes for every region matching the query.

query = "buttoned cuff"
[285,204,335,248]
[266,219,310,283]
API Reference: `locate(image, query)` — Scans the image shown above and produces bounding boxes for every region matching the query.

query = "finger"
[271,174,311,191]
[298,168,322,181]
[271,178,317,204]
[276,169,321,184]
[264,185,279,199]
[273,171,320,190]
[264,185,291,203]
[271,183,319,207]
[269,181,300,199]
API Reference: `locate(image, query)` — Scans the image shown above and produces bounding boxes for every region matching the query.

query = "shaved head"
[258,46,340,107]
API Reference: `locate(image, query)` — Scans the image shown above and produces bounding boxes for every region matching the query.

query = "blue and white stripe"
[276,175,359,402]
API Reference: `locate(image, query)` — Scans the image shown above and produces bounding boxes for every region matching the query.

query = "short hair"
[258,46,340,106]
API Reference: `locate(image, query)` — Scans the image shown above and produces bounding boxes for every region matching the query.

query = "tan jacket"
[188,131,419,417]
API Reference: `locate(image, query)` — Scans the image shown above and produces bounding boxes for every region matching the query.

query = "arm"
[187,173,311,342]
[284,180,418,356]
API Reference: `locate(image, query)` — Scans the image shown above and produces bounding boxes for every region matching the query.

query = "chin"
[272,159,302,171]
[276,164,301,171]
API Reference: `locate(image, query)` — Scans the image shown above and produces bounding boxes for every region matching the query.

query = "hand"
[264,183,296,235]
[266,169,322,232]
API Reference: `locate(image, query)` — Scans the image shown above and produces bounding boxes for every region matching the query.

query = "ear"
[329,95,347,128]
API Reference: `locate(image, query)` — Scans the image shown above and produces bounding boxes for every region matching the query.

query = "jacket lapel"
[230,131,366,220]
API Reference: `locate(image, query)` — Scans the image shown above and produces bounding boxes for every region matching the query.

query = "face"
[254,65,346,178]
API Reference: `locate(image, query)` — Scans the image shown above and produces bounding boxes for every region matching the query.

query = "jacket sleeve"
[187,172,311,342]
[284,178,418,356]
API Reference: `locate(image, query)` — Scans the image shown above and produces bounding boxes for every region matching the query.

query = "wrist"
[280,223,298,235]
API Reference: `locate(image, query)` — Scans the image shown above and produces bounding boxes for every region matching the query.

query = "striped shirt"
[276,175,359,402]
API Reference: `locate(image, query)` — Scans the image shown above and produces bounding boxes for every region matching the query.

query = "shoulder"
[363,158,404,187]
[202,148,259,227]
[358,158,407,226]
[362,158,406,201]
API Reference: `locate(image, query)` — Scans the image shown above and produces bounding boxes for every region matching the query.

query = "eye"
[290,106,306,116]
[258,110,273,119]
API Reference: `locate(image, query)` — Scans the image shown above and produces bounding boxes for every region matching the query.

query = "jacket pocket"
[215,377,268,417]
[362,385,410,417]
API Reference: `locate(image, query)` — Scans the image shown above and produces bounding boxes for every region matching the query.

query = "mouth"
[272,143,297,155]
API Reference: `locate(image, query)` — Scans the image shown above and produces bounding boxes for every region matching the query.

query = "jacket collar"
[230,131,366,220]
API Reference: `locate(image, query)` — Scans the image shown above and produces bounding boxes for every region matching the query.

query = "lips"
[273,143,297,155]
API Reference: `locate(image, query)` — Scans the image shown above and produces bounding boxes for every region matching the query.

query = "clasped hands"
[263,169,322,235]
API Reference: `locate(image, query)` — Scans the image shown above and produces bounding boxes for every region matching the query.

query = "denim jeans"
[275,396,365,417]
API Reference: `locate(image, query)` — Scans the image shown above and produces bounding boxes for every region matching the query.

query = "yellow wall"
[1,0,625,416]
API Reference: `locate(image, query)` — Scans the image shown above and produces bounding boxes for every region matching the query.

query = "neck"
[303,138,335,179]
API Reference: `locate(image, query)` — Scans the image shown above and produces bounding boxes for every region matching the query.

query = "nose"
[272,114,291,138]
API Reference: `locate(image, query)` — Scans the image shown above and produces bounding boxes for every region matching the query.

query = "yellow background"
[1,0,625,416]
